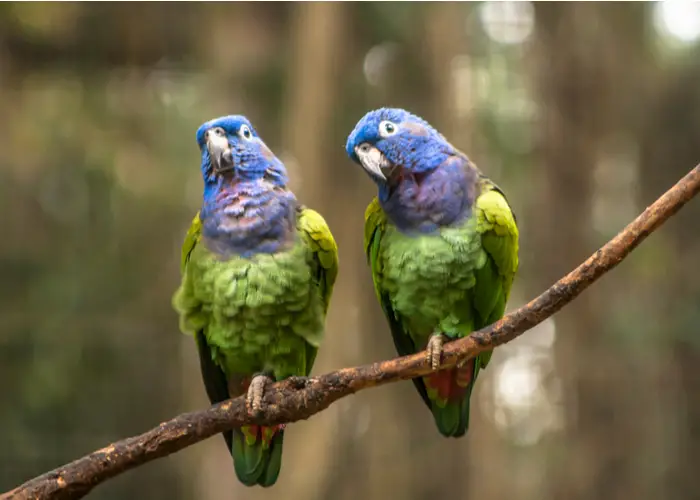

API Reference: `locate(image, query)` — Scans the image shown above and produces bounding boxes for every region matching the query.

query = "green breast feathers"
[173,207,338,378]
[365,182,519,338]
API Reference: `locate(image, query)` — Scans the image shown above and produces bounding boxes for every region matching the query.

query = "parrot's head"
[196,115,288,186]
[345,107,454,185]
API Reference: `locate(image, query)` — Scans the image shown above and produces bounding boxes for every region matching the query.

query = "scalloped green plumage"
[173,205,338,486]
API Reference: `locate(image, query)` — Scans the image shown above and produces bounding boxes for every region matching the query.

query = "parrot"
[345,107,519,438]
[172,115,338,487]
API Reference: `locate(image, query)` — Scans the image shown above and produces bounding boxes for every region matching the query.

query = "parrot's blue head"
[346,108,477,232]
[345,107,454,185]
[196,115,298,256]
[196,115,288,186]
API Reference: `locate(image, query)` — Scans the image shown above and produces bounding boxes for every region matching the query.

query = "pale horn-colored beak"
[354,143,391,182]
[206,130,234,174]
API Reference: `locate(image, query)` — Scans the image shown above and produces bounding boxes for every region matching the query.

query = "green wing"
[180,212,202,274]
[364,198,432,408]
[296,205,339,374]
[476,178,519,303]
[473,178,520,369]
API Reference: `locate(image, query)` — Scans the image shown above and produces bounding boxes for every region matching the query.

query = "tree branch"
[4,164,699,500]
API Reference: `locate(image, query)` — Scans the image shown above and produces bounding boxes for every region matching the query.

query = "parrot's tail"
[231,424,285,487]
[423,358,477,438]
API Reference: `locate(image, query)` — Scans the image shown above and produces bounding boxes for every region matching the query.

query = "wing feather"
[475,179,519,300]
[297,206,339,374]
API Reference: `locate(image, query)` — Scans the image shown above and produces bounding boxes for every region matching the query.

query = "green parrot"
[345,108,519,437]
[173,115,338,486]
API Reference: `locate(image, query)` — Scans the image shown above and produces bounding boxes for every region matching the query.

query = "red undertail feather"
[241,423,286,449]
[423,359,475,404]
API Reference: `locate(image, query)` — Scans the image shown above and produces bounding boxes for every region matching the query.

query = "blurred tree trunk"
[589,6,671,499]
[639,53,700,500]
[280,4,374,500]
[532,4,678,499]
[282,2,344,209]
[423,3,469,147]
[534,5,679,499]
[532,4,622,498]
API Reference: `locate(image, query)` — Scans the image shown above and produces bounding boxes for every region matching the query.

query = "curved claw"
[426,333,446,370]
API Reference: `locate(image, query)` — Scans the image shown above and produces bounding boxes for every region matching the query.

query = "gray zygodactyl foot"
[246,373,274,416]
[426,333,448,370]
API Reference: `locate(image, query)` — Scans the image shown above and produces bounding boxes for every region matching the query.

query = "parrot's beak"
[355,143,392,183]
[206,133,234,174]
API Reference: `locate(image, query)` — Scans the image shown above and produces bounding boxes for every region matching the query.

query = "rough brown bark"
[3,164,699,500]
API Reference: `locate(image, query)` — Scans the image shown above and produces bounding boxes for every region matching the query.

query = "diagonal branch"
[3,164,699,500]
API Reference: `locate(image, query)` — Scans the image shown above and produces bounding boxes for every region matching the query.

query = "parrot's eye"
[379,120,399,138]
[238,125,253,140]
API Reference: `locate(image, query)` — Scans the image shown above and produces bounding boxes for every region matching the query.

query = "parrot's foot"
[427,333,447,370]
[246,374,273,417]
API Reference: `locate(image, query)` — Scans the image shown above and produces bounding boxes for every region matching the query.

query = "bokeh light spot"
[479,1,535,46]
[655,1,700,43]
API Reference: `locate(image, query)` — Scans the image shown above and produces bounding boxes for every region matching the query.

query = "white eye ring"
[378,120,399,138]
[238,124,253,140]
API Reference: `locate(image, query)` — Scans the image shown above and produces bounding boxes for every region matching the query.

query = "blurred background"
[1,2,700,499]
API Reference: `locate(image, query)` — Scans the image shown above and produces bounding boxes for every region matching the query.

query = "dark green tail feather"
[431,396,471,438]
[430,357,483,438]
[432,402,469,437]
[260,431,285,487]
[232,429,285,487]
